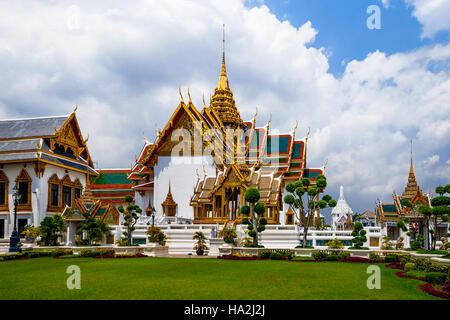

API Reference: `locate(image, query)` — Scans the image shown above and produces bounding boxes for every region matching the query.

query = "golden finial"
[202,94,206,107]
[179,87,184,102]
[252,107,258,123]
[293,120,298,133]
[73,104,78,113]
[203,165,207,176]
[266,114,272,130]
[323,159,328,173]
[83,133,89,145]
[155,127,162,137]
[196,169,200,180]
[143,132,150,144]
[188,88,192,103]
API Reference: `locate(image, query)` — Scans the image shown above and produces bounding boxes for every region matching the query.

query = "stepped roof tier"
[89,169,134,203]
[0,109,97,176]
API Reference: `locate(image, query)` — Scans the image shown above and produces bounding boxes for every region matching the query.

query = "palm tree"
[76,213,112,245]
[193,231,208,255]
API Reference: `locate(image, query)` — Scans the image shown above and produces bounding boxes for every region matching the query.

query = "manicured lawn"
[0,257,440,300]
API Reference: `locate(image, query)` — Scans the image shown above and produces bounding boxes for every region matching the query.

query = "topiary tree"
[118,195,142,246]
[351,222,367,249]
[39,213,66,246]
[283,175,337,248]
[418,184,450,250]
[240,187,266,247]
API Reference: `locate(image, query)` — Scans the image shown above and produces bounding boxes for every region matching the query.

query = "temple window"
[15,169,32,210]
[47,174,61,211]
[61,175,73,207]
[50,184,59,206]
[62,186,72,207]
[0,170,8,210]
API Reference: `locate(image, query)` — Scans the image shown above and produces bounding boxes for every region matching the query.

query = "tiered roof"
[0,110,97,176]
[89,169,134,203]
[375,141,431,222]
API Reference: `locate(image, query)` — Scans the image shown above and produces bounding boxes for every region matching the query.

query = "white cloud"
[405,0,450,38]
[0,0,448,215]
[423,154,440,166]
[381,0,390,8]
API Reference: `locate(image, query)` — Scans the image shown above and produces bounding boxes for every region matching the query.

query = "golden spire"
[402,139,420,199]
[209,24,244,129]
[409,139,414,176]
[218,24,230,90]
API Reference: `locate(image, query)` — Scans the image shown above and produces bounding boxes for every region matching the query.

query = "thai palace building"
[9,32,448,253]
[375,141,448,249]
[0,110,97,244]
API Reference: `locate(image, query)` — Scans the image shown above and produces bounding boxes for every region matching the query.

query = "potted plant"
[219,227,237,245]
[147,226,166,246]
[193,231,208,256]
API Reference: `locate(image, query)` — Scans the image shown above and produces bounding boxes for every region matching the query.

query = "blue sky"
[247,0,449,75]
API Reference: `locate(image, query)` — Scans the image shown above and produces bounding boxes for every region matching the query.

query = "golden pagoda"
[206,25,244,130]
[161,182,177,217]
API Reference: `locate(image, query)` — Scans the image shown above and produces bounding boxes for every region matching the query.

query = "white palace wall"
[153,156,216,220]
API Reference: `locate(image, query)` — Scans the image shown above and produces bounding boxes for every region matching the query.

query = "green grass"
[0,258,441,300]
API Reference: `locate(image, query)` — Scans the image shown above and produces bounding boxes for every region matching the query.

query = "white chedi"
[331,185,353,230]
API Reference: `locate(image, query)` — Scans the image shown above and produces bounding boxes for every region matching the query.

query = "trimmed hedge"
[425,272,447,285]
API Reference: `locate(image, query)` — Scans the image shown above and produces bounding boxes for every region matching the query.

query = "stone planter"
[347,250,371,258]
[294,248,315,257]
[209,238,225,256]
[143,243,169,257]
[113,246,144,255]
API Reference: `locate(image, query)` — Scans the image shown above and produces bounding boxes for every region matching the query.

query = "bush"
[337,252,350,260]
[384,254,397,263]
[404,263,416,272]
[425,272,447,285]
[147,226,167,245]
[51,249,73,257]
[410,241,421,250]
[327,238,344,249]
[370,253,381,262]
[277,250,294,260]
[258,250,271,259]
[80,249,98,258]
[270,252,282,260]
[95,249,115,257]
[326,255,338,261]
[312,251,327,260]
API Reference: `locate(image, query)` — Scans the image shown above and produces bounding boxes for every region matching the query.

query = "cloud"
[405,0,450,38]
[0,0,448,217]
[423,154,440,166]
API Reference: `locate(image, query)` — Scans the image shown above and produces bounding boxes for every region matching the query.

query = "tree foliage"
[76,212,112,245]
[283,175,336,248]
[118,195,141,246]
[241,187,266,247]
[351,222,367,249]
[39,214,66,246]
